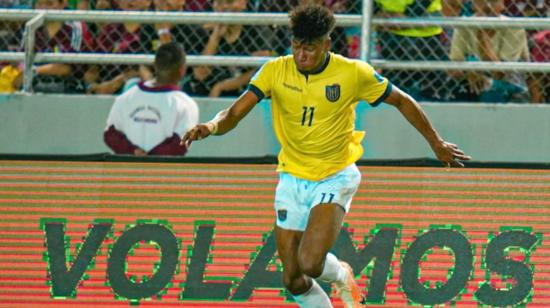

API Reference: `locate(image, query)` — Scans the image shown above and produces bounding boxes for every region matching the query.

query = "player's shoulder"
[263,55,294,69]
[115,84,140,101]
[333,53,373,68]
[173,91,199,112]
[174,90,197,104]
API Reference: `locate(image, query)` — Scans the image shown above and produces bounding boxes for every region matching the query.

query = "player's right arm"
[180,90,260,146]
[182,58,276,146]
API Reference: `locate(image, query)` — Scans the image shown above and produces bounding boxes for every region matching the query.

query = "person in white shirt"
[104,42,199,156]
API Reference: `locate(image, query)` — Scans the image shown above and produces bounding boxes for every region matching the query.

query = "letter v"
[43,220,112,298]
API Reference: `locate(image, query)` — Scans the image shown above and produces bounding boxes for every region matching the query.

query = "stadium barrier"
[1,93,550,163]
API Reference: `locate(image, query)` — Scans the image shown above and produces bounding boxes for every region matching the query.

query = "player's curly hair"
[289,4,335,42]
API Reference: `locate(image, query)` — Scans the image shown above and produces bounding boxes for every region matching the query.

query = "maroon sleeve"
[81,22,95,53]
[148,134,188,156]
[103,125,139,154]
[96,23,117,53]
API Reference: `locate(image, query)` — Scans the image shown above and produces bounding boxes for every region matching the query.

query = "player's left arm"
[383,86,471,167]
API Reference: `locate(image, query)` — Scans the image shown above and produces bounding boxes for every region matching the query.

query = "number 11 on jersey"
[301,106,315,126]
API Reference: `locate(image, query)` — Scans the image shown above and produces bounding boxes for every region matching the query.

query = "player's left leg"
[298,164,364,308]
[299,203,363,308]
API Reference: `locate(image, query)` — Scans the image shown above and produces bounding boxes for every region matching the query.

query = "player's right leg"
[274,172,332,307]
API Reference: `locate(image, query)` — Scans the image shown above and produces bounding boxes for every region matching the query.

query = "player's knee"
[282,273,308,294]
[297,251,324,278]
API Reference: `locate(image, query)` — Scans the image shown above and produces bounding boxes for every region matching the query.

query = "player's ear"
[324,36,332,51]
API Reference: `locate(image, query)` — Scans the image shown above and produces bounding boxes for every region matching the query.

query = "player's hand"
[432,141,471,167]
[180,124,212,147]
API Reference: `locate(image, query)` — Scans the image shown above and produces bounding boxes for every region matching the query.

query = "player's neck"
[150,78,179,88]
[298,53,330,76]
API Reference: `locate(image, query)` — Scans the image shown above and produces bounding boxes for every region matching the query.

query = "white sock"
[317,253,347,284]
[293,279,332,308]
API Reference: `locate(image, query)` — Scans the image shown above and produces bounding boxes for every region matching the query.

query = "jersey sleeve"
[356,60,392,107]
[248,59,276,100]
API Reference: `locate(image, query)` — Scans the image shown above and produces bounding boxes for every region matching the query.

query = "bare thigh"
[298,203,346,277]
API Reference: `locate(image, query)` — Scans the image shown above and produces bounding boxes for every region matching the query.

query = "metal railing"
[1,2,550,93]
[22,12,45,92]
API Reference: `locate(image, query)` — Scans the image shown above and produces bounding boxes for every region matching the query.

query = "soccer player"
[181,4,470,307]
[104,42,199,156]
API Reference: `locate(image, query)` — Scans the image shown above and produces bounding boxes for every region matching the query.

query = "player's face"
[291,37,330,72]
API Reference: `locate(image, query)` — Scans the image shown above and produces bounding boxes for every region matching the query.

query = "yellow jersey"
[249,53,391,181]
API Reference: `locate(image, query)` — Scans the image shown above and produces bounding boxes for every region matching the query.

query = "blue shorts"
[274,164,362,231]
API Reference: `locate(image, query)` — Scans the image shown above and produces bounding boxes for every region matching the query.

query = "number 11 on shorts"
[320,192,335,204]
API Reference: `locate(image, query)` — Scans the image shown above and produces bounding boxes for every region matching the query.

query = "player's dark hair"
[289,4,335,42]
[154,42,186,75]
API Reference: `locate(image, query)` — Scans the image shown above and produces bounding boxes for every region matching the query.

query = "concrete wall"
[1,93,549,162]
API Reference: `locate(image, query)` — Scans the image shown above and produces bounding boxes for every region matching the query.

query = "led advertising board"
[0,161,548,307]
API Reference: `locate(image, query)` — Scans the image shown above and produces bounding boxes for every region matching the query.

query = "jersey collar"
[138,81,180,93]
[298,53,331,77]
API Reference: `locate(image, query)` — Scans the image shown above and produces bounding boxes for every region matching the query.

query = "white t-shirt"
[105,81,199,152]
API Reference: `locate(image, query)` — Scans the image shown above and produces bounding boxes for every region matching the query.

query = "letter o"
[401,229,473,305]
[107,224,179,300]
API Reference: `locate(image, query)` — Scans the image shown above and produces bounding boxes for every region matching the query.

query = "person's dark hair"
[154,42,186,75]
[289,4,335,42]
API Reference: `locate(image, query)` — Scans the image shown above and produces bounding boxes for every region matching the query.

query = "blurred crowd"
[0,0,548,103]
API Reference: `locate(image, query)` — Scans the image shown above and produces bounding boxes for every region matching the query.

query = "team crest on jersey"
[325,84,340,102]
[277,209,287,222]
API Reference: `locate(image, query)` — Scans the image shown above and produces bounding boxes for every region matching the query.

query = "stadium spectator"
[185,0,210,11]
[92,0,114,10]
[0,1,30,52]
[503,0,549,17]
[0,0,27,93]
[76,0,89,9]
[183,0,273,97]
[442,0,473,16]
[86,0,155,94]
[373,0,448,101]
[448,0,531,102]
[104,42,198,156]
[152,0,208,54]
[530,30,550,103]
[84,0,113,41]
[0,0,31,8]
[441,0,550,17]
[10,0,93,93]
